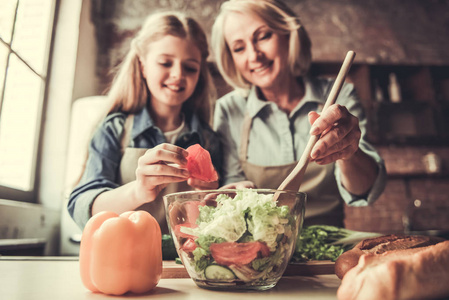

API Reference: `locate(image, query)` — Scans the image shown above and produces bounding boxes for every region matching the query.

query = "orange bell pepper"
[79,210,162,295]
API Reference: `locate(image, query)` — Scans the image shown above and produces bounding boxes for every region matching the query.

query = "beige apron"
[239,113,344,227]
[117,115,191,234]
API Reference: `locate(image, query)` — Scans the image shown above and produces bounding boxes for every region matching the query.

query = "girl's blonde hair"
[211,0,312,91]
[106,11,215,125]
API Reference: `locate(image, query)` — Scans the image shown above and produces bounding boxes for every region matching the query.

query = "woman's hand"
[134,143,190,204]
[308,104,361,165]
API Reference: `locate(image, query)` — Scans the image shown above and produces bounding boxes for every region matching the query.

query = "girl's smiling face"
[140,35,201,109]
[223,11,290,90]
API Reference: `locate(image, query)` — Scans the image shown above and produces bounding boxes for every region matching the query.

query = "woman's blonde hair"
[106,11,215,125]
[211,0,312,91]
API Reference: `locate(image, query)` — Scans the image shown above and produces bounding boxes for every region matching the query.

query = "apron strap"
[120,114,134,155]
[238,113,252,162]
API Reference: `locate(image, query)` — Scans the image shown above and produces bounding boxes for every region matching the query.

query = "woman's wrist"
[337,148,378,196]
[337,148,363,168]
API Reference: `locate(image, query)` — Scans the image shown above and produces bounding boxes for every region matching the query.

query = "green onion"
[291,225,382,262]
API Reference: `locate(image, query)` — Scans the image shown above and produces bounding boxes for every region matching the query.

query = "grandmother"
[211,0,386,226]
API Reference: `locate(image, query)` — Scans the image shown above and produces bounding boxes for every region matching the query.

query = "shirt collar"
[131,106,155,139]
[184,111,204,144]
[303,76,326,104]
[246,76,327,118]
[246,86,273,118]
[130,105,204,142]
[291,76,326,115]
[188,112,202,133]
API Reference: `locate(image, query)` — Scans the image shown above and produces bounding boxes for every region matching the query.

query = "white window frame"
[0,0,57,202]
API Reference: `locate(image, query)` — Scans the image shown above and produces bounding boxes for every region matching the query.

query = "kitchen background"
[1,0,449,256]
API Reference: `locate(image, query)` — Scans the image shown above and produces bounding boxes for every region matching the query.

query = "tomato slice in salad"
[258,242,270,257]
[209,241,270,266]
[183,200,205,224]
[181,238,197,253]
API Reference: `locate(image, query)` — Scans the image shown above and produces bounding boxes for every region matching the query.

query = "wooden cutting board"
[161,260,335,279]
[283,261,335,276]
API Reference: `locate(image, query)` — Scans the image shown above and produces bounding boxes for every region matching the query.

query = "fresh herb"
[175,257,183,264]
[292,225,382,262]
[162,234,178,260]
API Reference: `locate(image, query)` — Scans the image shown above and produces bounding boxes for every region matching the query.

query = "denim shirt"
[214,76,386,206]
[68,106,222,229]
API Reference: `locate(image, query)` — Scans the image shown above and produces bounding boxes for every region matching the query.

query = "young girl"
[68,11,221,233]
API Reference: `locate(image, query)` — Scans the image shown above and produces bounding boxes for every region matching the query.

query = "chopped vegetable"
[175,189,295,282]
[205,265,236,280]
[162,234,178,260]
[190,190,291,251]
[175,257,183,264]
[209,241,270,266]
[292,225,382,262]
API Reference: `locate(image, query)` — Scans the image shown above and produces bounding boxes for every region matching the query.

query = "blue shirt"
[213,76,386,206]
[68,106,222,229]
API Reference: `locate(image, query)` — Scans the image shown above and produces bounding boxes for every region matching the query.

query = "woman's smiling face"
[223,11,290,90]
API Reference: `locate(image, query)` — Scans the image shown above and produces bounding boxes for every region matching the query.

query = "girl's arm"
[92,143,190,216]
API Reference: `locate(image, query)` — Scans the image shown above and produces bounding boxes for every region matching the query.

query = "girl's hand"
[187,178,219,190]
[308,104,361,165]
[134,143,190,204]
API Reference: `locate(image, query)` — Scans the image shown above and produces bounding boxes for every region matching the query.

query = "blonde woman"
[68,11,221,232]
[212,0,386,226]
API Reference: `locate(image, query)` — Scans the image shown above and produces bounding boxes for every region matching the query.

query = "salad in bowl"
[164,189,306,290]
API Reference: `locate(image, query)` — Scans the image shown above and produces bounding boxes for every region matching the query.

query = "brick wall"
[344,146,449,234]
[344,179,408,233]
[90,0,449,91]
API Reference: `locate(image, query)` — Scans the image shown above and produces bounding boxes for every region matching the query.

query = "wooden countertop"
[1,257,340,299]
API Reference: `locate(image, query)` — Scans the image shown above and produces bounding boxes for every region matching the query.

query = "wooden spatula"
[276,50,356,194]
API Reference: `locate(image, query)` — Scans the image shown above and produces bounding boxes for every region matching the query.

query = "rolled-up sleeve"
[334,83,387,206]
[335,143,387,206]
[67,114,125,229]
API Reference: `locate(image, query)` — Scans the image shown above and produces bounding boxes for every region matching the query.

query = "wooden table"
[1,257,341,300]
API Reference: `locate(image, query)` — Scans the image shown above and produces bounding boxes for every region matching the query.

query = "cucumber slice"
[205,265,236,280]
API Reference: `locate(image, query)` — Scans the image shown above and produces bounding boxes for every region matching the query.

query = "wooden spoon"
[276,50,356,195]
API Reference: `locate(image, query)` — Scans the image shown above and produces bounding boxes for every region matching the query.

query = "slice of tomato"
[209,241,270,266]
[186,144,218,182]
[183,200,205,224]
[258,242,270,257]
[181,238,197,253]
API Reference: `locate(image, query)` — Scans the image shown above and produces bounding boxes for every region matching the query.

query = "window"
[0,0,56,201]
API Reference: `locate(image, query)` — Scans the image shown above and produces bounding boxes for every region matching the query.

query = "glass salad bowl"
[163,189,306,291]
